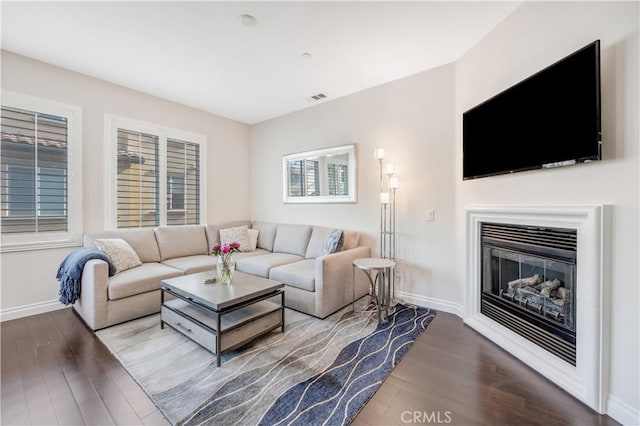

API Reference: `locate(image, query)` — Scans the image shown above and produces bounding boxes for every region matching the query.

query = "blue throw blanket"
[56,247,116,305]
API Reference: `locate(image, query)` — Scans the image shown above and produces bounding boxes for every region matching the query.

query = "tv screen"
[463,40,601,180]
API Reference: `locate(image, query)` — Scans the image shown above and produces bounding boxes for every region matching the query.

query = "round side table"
[352,257,396,323]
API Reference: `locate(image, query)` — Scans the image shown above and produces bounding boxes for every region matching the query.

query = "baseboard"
[0,293,458,323]
[395,290,464,317]
[607,395,640,425]
[0,299,67,322]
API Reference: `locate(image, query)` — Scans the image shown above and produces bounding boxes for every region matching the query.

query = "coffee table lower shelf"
[161,287,285,366]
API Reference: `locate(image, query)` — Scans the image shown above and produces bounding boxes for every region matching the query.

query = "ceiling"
[1,1,522,124]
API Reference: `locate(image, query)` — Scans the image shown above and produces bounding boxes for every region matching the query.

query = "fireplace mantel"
[464,205,609,413]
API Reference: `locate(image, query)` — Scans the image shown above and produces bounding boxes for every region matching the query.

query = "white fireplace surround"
[464,205,609,413]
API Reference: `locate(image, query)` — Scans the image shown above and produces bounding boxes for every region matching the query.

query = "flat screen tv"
[463,40,601,180]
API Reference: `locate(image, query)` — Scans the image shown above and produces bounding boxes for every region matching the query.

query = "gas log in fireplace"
[481,223,577,365]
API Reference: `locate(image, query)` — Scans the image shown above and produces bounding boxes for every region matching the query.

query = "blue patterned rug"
[97,302,436,426]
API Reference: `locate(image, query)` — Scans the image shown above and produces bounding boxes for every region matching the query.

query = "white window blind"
[1,93,82,252]
[116,129,160,229]
[287,159,319,197]
[305,160,320,196]
[1,107,69,234]
[107,116,204,230]
[328,163,348,196]
[166,138,200,225]
[287,159,304,197]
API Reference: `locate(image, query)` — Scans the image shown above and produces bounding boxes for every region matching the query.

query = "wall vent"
[309,93,327,101]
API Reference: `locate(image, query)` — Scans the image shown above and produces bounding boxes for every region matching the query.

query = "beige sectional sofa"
[75,220,370,330]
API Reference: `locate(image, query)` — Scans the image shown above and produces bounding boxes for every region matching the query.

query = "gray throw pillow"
[322,229,344,255]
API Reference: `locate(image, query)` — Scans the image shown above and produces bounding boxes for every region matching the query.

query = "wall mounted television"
[463,40,601,180]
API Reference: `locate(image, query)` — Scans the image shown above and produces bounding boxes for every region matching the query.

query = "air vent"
[309,93,327,101]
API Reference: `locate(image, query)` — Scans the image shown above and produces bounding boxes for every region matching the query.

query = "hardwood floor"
[1,308,167,426]
[1,308,617,426]
[353,311,617,426]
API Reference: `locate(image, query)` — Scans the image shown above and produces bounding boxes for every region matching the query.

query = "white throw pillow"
[95,238,142,274]
[248,228,259,251]
[219,225,252,252]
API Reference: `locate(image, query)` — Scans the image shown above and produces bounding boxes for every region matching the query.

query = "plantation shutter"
[305,160,320,196]
[1,106,69,235]
[286,159,320,197]
[328,163,348,196]
[116,129,159,228]
[166,138,200,225]
[287,160,304,196]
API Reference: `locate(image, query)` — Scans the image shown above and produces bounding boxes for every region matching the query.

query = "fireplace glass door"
[482,247,575,332]
[480,222,577,365]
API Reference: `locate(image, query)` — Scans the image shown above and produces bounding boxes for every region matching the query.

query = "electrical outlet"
[427,209,435,221]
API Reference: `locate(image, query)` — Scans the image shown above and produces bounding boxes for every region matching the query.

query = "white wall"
[252,64,459,312]
[252,2,639,422]
[0,51,252,315]
[454,1,639,423]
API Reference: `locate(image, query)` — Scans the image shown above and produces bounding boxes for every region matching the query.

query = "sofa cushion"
[161,255,216,275]
[108,263,183,300]
[252,222,277,251]
[234,248,271,260]
[273,224,312,257]
[84,228,161,263]
[236,253,303,278]
[248,229,259,251]
[343,231,360,250]
[95,238,142,274]
[205,220,252,247]
[305,226,335,259]
[269,260,316,292]
[220,225,252,252]
[155,225,208,261]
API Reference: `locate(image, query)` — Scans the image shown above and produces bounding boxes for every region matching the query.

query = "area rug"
[97,303,436,426]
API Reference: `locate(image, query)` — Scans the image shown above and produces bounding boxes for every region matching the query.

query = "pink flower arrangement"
[212,241,240,284]
[212,241,241,256]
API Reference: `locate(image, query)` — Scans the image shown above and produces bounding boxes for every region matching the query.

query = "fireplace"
[464,206,608,413]
[480,223,577,365]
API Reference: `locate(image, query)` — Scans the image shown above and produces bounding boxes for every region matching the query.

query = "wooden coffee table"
[160,271,285,367]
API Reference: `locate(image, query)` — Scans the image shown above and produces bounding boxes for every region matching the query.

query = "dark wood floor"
[1,308,617,426]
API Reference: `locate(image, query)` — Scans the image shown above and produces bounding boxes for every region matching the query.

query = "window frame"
[0,91,83,252]
[104,114,206,230]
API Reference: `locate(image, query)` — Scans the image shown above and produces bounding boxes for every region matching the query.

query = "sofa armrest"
[73,259,109,330]
[314,246,371,318]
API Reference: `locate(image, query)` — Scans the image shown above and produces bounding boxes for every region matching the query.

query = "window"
[116,129,160,228]
[105,115,205,229]
[1,93,82,252]
[166,139,200,226]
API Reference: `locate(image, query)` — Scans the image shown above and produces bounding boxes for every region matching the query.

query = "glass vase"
[217,255,235,284]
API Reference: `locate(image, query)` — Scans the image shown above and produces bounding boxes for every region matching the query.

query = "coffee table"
[160,271,285,367]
